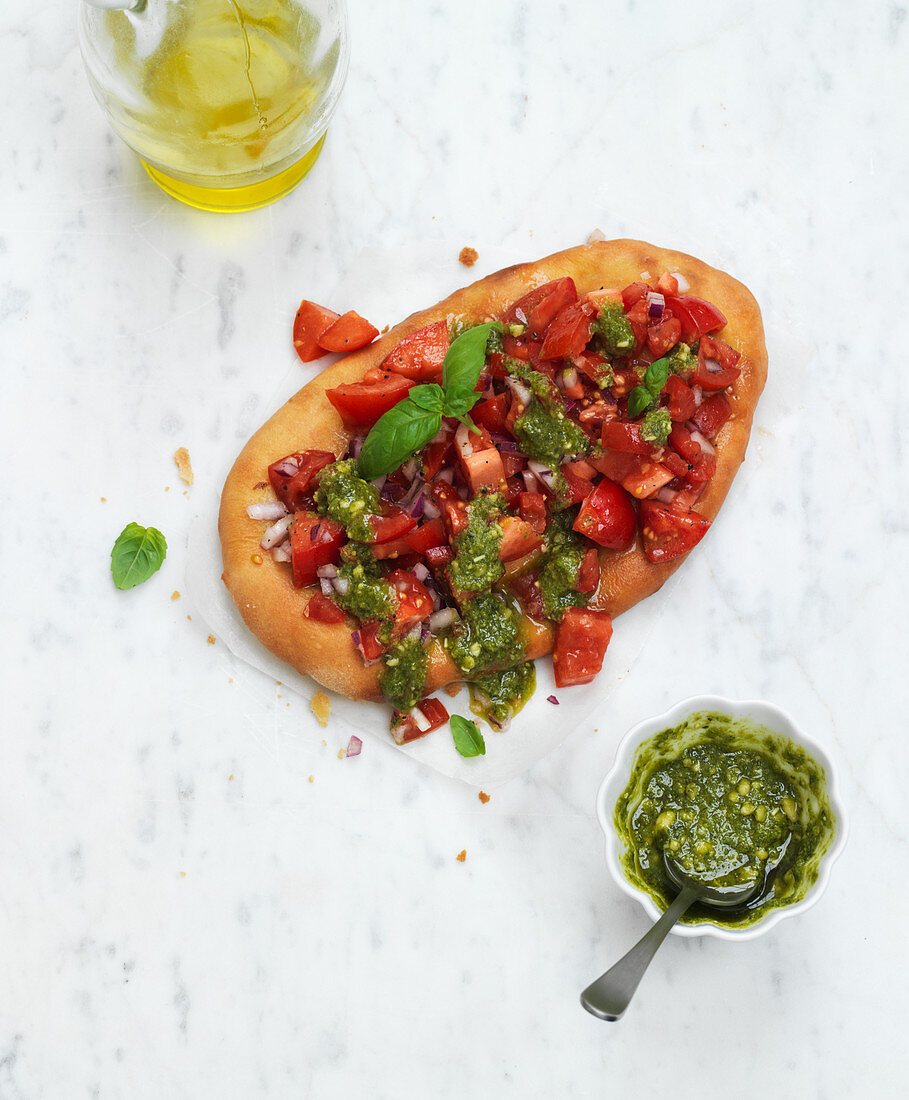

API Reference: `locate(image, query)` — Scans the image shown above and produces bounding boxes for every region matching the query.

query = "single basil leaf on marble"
[357,398,442,481]
[442,323,494,406]
[627,386,654,420]
[451,715,486,758]
[111,522,167,590]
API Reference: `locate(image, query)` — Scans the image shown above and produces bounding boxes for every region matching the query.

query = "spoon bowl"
[662,852,767,910]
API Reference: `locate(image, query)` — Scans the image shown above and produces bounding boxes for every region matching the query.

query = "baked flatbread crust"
[220,240,767,702]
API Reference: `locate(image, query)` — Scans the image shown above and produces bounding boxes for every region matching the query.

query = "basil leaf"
[627,386,654,419]
[358,398,442,480]
[444,387,481,420]
[451,715,486,758]
[643,356,671,397]
[111,522,167,590]
[442,323,494,404]
[408,383,447,414]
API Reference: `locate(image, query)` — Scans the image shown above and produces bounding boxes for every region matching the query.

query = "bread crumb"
[207,634,216,645]
[337,748,346,759]
[228,774,234,781]
[253,481,268,490]
[380,324,390,334]
[186,614,192,621]
[308,775,314,783]
[174,447,194,486]
[311,690,331,727]
[250,553,263,565]
[322,739,327,747]
[456,850,467,862]
[228,678,233,683]
[459,247,478,267]
[478,791,491,804]
[171,590,181,600]
[179,871,186,878]
[444,682,462,698]
[164,486,170,492]
[101,497,106,502]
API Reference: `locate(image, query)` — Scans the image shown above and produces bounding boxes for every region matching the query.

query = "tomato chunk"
[553,608,613,688]
[646,315,682,358]
[318,310,380,353]
[573,477,636,549]
[526,277,578,338]
[406,518,447,554]
[289,514,345,587]
[472,393,511,435]
[561,466,594,506]
[268,450,335,511]
[692,392,732,438]
[639,501,711,564]
[504,279,575,328]
[539,301,594,361]
[304,592,345,623]
[369,506,418,545]
[498,516,543,562]
[391,697,450,745]
[387,568,433,630]
[293,300,339,363]
[693,335,741,391]
[510,572,546,620]
[381,320,450,380]
[621,282,651,311]
[326,374,415,430]
[518,491,548,534]
[577,547,600,593]
[663,374,696,422]
[357,621,387,661]
[462,448,506,494]
[664,295,727,344]
[601,420,655,456]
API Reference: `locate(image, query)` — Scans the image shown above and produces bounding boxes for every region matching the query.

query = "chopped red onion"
[515,307,528,325]
[309,523,322,542]
[422,497,441,520]
[319,577,335,597]
[691,385,704,407]
[411,706,432,733]
[564,399,578,414]
[702,357,724,376]
[381,481,405,502]
[527,460,556,491]
[345,735,362,758]
[402,458,419,482]
[247,502,288,521]
[317,563,338,579]
[586,228,607,243]
[428,608,458,632]
[407,625,422,643]
[491,434,519,452]
[689,429,716,456]
[271,458,299,478]
[672,272,690,292]
[560,367,579,390]
[260,515,293,550]
[370,475,387,493]
[412,562,430,583]
[351,630,381,666]
[333,576,350,597]
[455,422,474,458]
[271,544,292,563]
[437,467,454,484]
[409,492,425,518]
[546,695,559,705]
[647,292,665,320]
[655,486,678,504]
[505,376,532,406]
[349,435,365,459]
[522,469,539,492]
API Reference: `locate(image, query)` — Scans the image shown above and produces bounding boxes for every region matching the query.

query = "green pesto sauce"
[665,341,696,376]
[314,459,379,543]
[446,592,523,675]
[449,492,505,595]
[591,301,635,357]
[614,711,837,928]
[641,406,671,446]
[469,661,536,731]
[538,509,588,621]
[514,398,590,469]
[335,542,394,622]
[378,633,427,711]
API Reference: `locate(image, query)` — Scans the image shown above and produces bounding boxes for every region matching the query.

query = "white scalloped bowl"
[597,695,848,942]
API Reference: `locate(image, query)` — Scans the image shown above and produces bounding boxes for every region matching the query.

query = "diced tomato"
[669,422,701,464]
[304,592,345,623]
[381,320,449,380]
[611,368,643,399]
[639,500,711,564]
[498,517,543,562]
[289,514,345,588]
[587,450,639,484]
[425,545,454,567]
[422,438,452,479]
[661,450,689,479]
[318,310,379,353]
[573,351,612,387]
[657,273,679,296]
[601,420,655,456]
[646,315,682,358]
[561,466,594,506]
[688,448,717,484]
[431,480,468,538]
[370,536,414,560]
[462,448,506,494]
[472,393,511,435]
[583,288,623,311]
[504,279,571,327]
[577,547,600,593]
[407,518,447,554]
[623,299,649,351]
[621,458,675,500]
[268,450,335,511]
[539,301,594,361]
[386,568,433,630]
[573,477,636,549]
[502,475,523,508]
[502,334,544,362]
[693,335,741,391]
[369,506,417,545]
[692,392,733,438]
[564,458,599,480]
[518,492,548,534]
[390,697,450,745]
[510,572,546,620]
[664,295,727,344]
[663,374,696,422]
[501,451,526,478]
[526,277,578,338]
[621,282,651,311]
[553,608,613,688]
[292,300,339,363]
[326,374,415,430]
[357,621,387,661]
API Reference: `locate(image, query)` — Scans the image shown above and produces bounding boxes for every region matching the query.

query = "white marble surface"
[2,1,907,1096]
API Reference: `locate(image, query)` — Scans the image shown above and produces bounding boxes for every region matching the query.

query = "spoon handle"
[580,884,699,1021]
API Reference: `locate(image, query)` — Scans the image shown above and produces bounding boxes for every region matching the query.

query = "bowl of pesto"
[598,697,847,940]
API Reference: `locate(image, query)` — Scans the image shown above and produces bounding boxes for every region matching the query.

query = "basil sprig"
[451,714,486,758]
[357,324,495,481]
[111,522,167,589]
[627,356,671,419]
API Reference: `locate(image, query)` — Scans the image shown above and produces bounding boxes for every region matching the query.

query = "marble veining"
[1,0,908,1096]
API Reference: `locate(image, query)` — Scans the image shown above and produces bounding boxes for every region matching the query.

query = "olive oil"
[90,0,344,210]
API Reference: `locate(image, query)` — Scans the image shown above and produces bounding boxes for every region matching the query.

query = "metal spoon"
[580,853,766,1021]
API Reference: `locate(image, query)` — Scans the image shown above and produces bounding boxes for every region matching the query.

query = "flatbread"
[219,240,767,702]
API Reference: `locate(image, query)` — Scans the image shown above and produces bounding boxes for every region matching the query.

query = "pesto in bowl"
[609,707,840,932]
